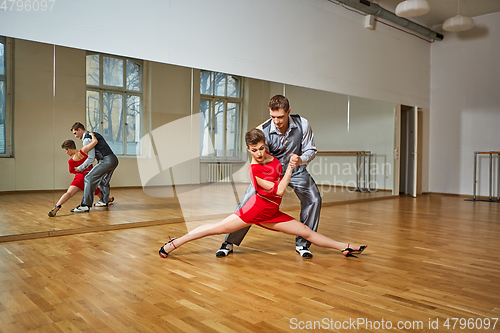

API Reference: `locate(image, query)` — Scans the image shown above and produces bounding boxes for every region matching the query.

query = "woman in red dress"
[48,133,111,217]
[159,129,367,258]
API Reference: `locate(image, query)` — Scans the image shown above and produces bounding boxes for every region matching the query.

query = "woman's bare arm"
[254,164,294,197]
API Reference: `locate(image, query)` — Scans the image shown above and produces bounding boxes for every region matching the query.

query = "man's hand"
[74,167,80,173]
[289,153,302,169]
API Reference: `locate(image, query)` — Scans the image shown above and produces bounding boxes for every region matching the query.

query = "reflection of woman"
[48,133,112,217]
[159,129,367,258]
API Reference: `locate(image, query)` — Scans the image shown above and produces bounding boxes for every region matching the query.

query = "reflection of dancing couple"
[159,95,367,259]
[48,122,118,217]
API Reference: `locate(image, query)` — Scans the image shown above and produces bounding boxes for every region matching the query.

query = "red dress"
[69,151,100,195]
[235,154,294,225]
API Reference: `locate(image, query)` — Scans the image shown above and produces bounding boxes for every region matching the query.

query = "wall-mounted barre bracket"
[316,151,377,193]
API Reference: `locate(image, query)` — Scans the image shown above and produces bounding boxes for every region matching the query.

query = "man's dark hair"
[70,122,85,132]
[268,95,290,112]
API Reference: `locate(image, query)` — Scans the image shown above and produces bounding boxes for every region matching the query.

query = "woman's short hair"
[245,128,265,147]
[61,140,76,150]
[268,94,289,112]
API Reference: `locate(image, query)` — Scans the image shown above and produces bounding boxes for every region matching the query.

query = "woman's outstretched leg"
[161,214,248,256]
[49,186,80,217]
[56,186,80,207]
[266,219,364,253]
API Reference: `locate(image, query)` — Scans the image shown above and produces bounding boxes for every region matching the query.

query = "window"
[200,71,243,160]
[86,53,142,156]
[0,36,11,157]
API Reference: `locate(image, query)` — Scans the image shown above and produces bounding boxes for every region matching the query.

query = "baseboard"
[428,192,475,198]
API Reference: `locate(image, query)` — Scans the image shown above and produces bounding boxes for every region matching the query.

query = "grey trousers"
[81,155,119,207]
[226,169,322,247]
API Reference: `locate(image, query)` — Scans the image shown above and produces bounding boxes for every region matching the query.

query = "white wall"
[0,0,431,108]
[0,0,438,193]
[430,12,500,195]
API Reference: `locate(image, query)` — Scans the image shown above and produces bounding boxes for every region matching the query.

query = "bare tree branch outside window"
[86,53,142,155]
[199,71,242,160]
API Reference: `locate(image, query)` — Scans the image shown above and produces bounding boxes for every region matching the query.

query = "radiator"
[207,163,233,183]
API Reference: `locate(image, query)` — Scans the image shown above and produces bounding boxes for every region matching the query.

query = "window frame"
[85,52,143,156]
[199,71,244,162]
[0,36,13,158]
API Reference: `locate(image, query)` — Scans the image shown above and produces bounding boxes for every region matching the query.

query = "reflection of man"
[70,122,119,212]
[216,95,321,258]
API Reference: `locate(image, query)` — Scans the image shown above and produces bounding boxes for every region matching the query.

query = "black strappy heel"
[341,247,358,258]
[159,237,177,258]
[48,205,61,217]
[341,243,367,258]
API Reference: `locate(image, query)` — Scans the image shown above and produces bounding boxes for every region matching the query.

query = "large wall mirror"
[0,38,395,240]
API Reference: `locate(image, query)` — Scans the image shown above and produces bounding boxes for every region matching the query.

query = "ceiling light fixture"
[443,0,474,32]
[395,0,430,18]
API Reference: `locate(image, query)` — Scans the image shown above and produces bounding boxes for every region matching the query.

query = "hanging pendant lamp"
[443,0,474,32]
[395,0,430,18]
[443,15,474,31]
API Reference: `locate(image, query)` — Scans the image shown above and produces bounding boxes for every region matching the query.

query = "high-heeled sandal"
[343,243,367,256]
[48,205,61,217]
[341,247,358,258]
[159,237,177,258]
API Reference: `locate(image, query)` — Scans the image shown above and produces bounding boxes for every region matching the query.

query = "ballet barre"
[465,151,500,203]
[316,151,376,192]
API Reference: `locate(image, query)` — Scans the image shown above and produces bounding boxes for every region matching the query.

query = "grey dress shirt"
[77,131,95,172]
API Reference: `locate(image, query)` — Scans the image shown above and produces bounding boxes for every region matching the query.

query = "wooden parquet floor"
[0,194,499,332]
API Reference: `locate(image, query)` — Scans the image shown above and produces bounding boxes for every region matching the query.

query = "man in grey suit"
[70,122,118,212]
[216,95,322,258]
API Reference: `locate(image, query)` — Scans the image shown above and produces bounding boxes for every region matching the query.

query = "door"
[408,106,416,197]
[393,105,401,195]
[398,105,421,197]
